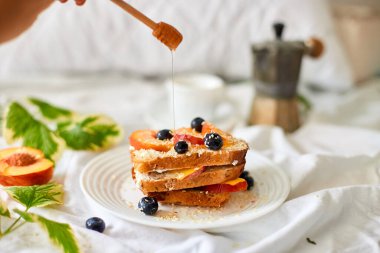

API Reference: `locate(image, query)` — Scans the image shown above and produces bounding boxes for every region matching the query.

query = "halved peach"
[0,147,54,186]
[201,178,248,193]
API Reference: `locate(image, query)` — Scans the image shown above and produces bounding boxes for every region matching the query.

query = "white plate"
[80,146,290,230]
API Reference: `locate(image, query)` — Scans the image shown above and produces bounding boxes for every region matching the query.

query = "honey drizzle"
[171,50,176,130]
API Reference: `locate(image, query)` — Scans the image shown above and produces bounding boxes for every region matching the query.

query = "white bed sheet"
[0,76,379,253]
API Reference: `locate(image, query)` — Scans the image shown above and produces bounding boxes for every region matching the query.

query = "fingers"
[59,0,86,6]
[75,0,86,6]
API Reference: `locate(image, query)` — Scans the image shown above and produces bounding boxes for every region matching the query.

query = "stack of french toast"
[129,118,249,208]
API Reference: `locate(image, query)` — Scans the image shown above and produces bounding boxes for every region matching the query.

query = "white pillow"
[0,0,252,79]
[332,1,380,84]
[0,0,354,91]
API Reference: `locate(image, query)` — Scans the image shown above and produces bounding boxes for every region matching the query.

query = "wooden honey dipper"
[110,0,183,50]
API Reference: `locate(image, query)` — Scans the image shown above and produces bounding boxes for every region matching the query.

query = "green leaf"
[3,102,65,160]
[297,93,312,111]
[14,209,81,253]
[0,200,10,218]
[57,114,123,150]
[3,183,63,209]
[28,97,72,121]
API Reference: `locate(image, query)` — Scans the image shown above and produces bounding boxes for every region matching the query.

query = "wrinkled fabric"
[0,76,379,253]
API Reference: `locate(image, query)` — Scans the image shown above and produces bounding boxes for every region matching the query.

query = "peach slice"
[129,130,173,152]
[147,167,206,181]
[174,128,204,145]
[201,122,234,147]
[173,134,204,145]
[201,178,248,193]
[0,147,54,186]
[178,167,206,180]
[174,127,203,138]
[201,122,226,137]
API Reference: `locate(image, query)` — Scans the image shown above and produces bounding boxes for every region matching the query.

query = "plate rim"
[80,146,290,230]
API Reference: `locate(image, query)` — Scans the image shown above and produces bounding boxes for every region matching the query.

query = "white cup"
[165,73,225,127]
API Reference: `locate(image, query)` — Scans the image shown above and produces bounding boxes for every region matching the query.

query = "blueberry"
[174,141,188,154]
[156,129,173,140]
[85,217,106,233]
[204,133,223,150]
[240,171,254,190]
[191,117,205,132]
[240,171,249,178]
[245,176,254,190]
[138,197,158,215]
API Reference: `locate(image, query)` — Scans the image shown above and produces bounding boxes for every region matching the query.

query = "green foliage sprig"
[2,97,124,161]
[0,183,80,253]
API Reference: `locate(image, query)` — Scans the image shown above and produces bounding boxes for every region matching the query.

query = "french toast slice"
[131,138,248,173]
[129,122,249,173]
[134,163,245,193]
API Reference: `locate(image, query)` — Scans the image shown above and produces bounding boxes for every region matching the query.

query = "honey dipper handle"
[110,0,157,30]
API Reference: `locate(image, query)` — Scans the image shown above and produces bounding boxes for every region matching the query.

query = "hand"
[0,0,86,43]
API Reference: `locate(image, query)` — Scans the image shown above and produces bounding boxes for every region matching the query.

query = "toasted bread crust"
[148,190,231,207]
[132,142,248,173]
[136,163,245,192]
[129,126,249,208]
